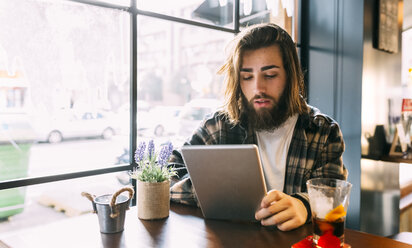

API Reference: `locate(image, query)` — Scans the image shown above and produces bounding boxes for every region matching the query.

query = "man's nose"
[254,76,266,93]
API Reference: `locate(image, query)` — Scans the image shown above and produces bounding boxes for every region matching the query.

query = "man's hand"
[255,190,307,231]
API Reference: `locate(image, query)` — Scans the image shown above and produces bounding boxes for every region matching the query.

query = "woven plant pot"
[137,180,170,220]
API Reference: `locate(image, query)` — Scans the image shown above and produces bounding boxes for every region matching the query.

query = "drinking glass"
[307,178,352,248]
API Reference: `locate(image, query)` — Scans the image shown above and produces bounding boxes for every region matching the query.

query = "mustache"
[251,93,276,102]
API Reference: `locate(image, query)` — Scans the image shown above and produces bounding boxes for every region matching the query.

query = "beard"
[243,92,290,132]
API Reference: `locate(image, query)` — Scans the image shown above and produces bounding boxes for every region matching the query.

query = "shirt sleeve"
[311,121,347,180]
[170,174,199,206]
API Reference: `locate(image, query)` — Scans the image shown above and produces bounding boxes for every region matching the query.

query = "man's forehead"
[240,45,283,69]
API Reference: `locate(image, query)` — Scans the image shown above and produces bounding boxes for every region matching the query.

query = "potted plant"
[130,140,176,220]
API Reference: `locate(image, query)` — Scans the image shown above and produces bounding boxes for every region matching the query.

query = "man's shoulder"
[196,110,245,144]
[202,110,244,133]
[203,110,231,125]
[306,105,339,128]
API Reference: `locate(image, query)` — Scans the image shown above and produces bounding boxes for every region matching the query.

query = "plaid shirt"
[169,105,348,221]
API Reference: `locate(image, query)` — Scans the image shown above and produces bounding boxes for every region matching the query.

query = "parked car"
[177,98,222,137]
[115,100,152,136]
[33,110,119,143]
[137,106,182,137]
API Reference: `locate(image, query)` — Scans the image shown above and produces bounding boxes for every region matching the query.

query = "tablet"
[181,144,267,221]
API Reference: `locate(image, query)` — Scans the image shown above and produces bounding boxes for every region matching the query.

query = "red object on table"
[318,232,341,248]
[291,235,352,248]
[291,236,314,248]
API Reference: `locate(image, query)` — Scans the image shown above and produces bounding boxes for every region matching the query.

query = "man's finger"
[261,190,285,207]
[276,218,300,231]
[266,198,289,214]
[255,207,272,221]
[260,208,293,226]
[256,197,289,220]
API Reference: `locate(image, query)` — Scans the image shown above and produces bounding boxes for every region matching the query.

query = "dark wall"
[305,0,364,229]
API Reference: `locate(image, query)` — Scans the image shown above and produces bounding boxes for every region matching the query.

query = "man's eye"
[242,76,253,80]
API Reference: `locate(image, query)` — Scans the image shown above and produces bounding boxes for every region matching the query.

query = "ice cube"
[309,189,333,218]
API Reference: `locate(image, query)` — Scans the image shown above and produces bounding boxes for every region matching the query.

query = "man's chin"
[254,106,273,113]
[245,93,289,131]
[253,103,274,110]
[247,105,289,131]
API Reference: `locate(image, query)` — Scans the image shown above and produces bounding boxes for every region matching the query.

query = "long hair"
[218,23,308,124]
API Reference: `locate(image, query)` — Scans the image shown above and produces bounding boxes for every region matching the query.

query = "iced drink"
[307,178,352,248]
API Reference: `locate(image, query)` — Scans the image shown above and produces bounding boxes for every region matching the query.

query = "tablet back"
[181,144,267,221]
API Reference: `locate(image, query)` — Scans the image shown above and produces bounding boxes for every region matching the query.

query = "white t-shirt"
[256,114,298,191]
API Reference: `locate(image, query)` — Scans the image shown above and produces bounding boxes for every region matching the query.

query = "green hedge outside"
[0,143,30,219]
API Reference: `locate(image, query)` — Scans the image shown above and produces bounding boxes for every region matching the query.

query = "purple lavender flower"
[167,142,173,156]
[147,140,155,160]
[134,141,146,163]
[158,142,173,166]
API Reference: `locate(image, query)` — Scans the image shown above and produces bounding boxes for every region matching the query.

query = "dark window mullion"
[299,0,309,98]
[130,0,138,206]
[0,165,131,190]
[234,0,240,33]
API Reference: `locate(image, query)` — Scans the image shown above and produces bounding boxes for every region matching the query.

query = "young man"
[169,23,347,231]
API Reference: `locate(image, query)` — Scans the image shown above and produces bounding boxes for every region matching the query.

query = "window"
[0,0,299,232]
[0,0,130,178]
[135,16,233,150]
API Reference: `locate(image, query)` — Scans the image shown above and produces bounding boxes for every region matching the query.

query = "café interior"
[1,0,412,247]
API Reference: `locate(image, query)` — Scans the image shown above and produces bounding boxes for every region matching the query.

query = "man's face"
[239,44,289,130]
[239,44,287,111]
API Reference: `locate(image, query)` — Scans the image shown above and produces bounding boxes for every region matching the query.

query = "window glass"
[239,0,296,40]
[133,16,233,158]
[0,0,130,179]
[137,0,234,28]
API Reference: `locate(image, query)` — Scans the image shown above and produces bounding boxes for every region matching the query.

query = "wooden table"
[0,203,410,248]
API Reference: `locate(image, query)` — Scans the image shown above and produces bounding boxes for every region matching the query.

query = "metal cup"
[82,187,134,233]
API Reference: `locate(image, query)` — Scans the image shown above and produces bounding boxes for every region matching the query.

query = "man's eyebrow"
[240,68,253,72]
[240,65,280,72]
[261,65,279,71]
